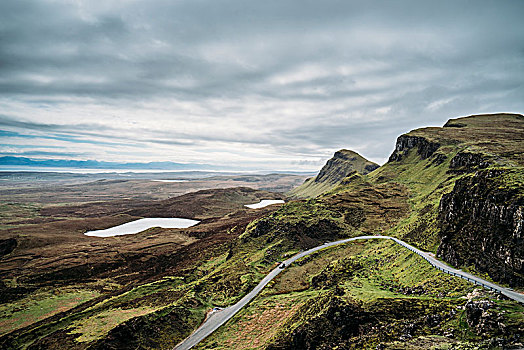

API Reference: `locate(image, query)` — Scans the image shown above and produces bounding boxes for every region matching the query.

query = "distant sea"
[0,166,236,174]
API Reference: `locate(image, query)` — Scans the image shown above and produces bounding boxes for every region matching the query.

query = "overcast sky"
[1,0,523,170]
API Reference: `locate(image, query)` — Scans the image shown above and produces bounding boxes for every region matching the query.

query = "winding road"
[173,235,524,350]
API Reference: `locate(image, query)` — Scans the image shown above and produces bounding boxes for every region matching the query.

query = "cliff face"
[437,168,524,286]
[388,135,441,162]
[449,151,492,171]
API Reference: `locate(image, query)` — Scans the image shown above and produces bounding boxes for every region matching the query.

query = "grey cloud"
[0,0,523,168]
[1,0,521,100]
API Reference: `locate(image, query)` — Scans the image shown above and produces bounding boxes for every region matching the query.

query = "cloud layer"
[1,0,523,170]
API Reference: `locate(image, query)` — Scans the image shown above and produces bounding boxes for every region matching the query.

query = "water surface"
[245,199,285,209]
[85,218,200,237]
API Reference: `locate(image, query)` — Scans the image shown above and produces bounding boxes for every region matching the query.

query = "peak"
[288,149,378,198]
[335,149,359,155]
[334,149,363,158]
[318,150,378,182]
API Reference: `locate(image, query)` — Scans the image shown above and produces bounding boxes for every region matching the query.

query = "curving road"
[173,235,524,350]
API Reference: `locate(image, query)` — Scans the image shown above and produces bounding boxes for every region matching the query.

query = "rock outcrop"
[449,151,492,172]
[266,295,368,350]
[437,168,524,286]
[465,299,508,341]
[388,135,440,162]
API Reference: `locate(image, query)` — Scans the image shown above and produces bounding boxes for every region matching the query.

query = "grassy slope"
[0,288,99,337]
[197,239,523,349]
[357,113,523,251]
[0,189,283,349]
[287,177,334,199]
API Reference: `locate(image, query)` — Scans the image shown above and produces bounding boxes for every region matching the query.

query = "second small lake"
[244,199,285,209]
[85,218,200,237]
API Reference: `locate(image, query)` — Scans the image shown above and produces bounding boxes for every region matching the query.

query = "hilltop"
[289,149,379,198]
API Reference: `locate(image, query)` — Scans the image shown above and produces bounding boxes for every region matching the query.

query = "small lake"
[245,199,285,209]
[84,218,200,237]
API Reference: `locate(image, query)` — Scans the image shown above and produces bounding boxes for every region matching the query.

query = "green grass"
[181,115,524,348]
[0,288,99,336]
[92,276,185,310]
[68,306,160,343]
[196,290,319,350]
[199,233,523,349]
[4,114,523,348]
[367,147,462,251]
[288,178,335,199]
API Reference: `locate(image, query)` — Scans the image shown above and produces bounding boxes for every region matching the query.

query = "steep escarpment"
[370,113,523,247]
[289,149,378,198]
[389,113,523,166]
[437,168,524,286]
[288,113,524,285]
[448,151,492,171]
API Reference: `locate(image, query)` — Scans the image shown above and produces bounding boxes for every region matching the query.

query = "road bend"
[173,235,524,350]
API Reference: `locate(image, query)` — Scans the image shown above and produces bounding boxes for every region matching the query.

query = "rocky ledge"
[388,135,440,162]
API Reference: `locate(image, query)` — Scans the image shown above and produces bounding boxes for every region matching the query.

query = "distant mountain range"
[0,156,219,170]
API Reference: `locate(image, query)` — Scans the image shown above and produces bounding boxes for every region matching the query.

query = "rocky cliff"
[388,135,441,162]
[2,113,523,350]
[437,168,524,286]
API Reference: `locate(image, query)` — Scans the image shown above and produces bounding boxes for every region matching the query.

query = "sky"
[1,0,523,171]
